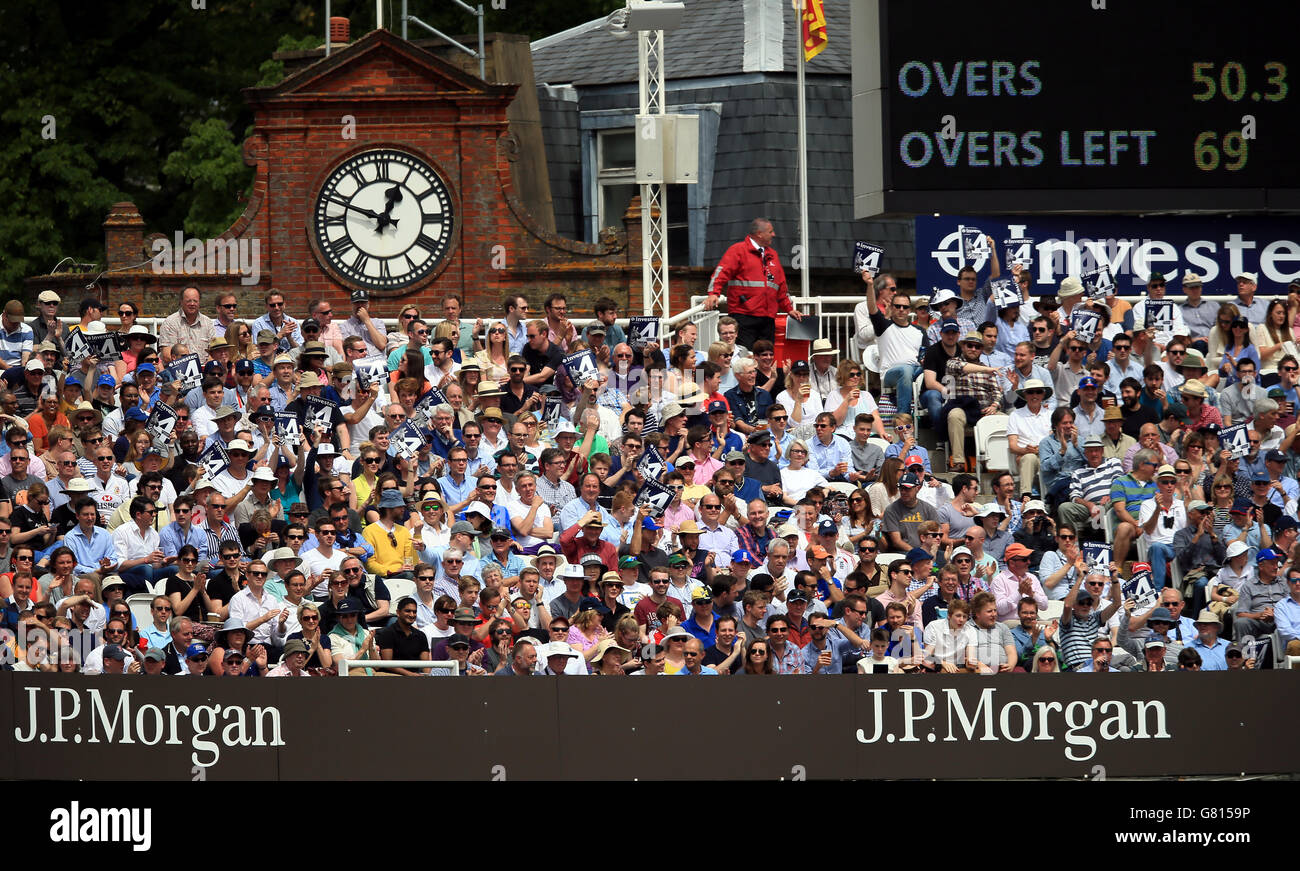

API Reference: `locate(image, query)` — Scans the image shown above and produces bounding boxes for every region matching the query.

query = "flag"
[801,0,828,62]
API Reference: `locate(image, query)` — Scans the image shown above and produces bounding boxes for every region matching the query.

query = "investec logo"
[927,223,1298,288]
[855,687,1171,762]
[14,686,284,769]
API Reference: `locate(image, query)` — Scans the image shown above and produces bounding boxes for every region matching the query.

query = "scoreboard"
[853,0,1300,215]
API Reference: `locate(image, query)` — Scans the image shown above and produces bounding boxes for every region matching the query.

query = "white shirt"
[192,404,223,439]
[512,502,554,550]
[111,522,160,562]
[697,522,739,570]
[228,587,283,646]
[89,474,131,523]
[211,468,253,500]
[300,547,345,598]
[1007,404,1053,448]
[775,390,823,423]
[1138,497,1187,545]
[924,619,973,666]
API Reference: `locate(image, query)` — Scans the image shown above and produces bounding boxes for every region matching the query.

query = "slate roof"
[531,0,914,275]
[532,0,851,86]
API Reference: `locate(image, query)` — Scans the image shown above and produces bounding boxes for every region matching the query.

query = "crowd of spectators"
[3,270,1299,677]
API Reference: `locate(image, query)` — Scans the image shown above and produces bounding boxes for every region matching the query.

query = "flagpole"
[796,0,810,300]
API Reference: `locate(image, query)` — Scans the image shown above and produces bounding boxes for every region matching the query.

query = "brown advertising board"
[4,673,1297,781]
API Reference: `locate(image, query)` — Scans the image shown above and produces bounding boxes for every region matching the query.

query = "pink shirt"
[990,569,1049,622]
[691,456,723,485]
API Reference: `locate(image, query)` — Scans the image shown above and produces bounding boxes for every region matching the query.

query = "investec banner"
[914,215,1300,297]
[3,673,1295,780]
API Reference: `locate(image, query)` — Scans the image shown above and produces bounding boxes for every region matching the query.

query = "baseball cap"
[1236,271,1258,283]
[691,587,712,603]
[816,519,837,536]
[101,644,128,662]
[707,400,728,415]
[899,471,921,488]
[1266,449,1287,463]
[124,407,148,422]
[1257,548,1281,563]
[1078,376,1098,390]
[905,547,931,564]
[185,643,209,659]
[730,549,755,565]
[142,648,166,662]
[1229,500,1252,514]
[640,516,661,531]
[903,453,925,468]
[787,589,811,603]
[940,318,961,333]
[723,450,746,463]
[235,359,255,375]
[668,554,691,567]
[618,556,640,569]
[790,360,810,375]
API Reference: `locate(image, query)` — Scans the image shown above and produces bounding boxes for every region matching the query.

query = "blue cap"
[124,407,148,422]
[641,516,661,531]
[203,360,225,376]
[1257,548,1281,563]
[1230,500,1252,514]
[235,359,255,374]
[817,519,837,536]
[1252,471,1270,483]
[1078,376,1099,389]
[1274,516,1298,533]
[378,489,405,509]
[707,400,728,415]
[906,547,932,564]
[940,318,961,333]
[730,549,755,565]
[136,362,156,375]
[65,373,82,387]
[97,374,115,387]
[185,643,209,658]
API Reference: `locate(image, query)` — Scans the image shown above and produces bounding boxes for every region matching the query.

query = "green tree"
[0,0,625,298]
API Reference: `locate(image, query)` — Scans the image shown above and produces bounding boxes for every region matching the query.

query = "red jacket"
[708,237,794,318]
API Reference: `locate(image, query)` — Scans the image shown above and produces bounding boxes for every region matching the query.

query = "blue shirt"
[682,614,717,647]
[437,473,477,507]
[159,521,211,562]
[64,524,119,575]
[802,640,843,675]
[884,442,932,473]
[674,665,719,675]
[809,434,852,478]
[0,322,34,364]
[251,314,302,352]
[1189,635,1231,671]
[483,550,527,580]
[723,385,773,430]
[769,431,796,469]
[558,496,616,533]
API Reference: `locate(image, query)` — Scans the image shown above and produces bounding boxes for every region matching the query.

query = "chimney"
[330,16,350,46]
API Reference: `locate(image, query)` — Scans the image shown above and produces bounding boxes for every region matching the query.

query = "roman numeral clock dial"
[311,148,455,291]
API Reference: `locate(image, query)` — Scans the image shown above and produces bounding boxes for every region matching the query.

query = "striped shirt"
[0,322,33,364]
[1068,457,1123,502]
[1109,473,1155,513]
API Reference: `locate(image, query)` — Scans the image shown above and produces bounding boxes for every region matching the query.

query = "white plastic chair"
[126,593,154,630]
[974,414,1010,474]
[386,577,415,605]
[1039,599,1064,624]
[862,345,881,375]
[867,437,891,453]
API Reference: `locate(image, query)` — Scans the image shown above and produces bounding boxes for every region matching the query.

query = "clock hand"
[376,185,404,232]
[342,202,384,222]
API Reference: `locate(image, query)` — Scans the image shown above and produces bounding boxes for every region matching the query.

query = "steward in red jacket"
[705,219,804,347]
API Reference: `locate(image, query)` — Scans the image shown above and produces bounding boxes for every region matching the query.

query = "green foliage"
[161,118,249,241]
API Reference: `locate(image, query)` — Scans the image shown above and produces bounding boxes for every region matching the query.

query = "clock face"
[312,148,455,290]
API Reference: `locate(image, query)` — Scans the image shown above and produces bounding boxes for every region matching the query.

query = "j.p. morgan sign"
[3,674,1295,780]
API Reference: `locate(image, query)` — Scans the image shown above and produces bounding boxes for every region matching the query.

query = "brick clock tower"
[242,28,627,313]
[39,29,642,318]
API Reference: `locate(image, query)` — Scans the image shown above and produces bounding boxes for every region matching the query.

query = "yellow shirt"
[362,521,415,575]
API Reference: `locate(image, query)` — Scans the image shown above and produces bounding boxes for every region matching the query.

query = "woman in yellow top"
[362,488,416,578]
[473,321,511,383]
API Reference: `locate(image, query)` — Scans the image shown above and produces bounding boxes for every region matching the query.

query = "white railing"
[57,293,1250,367]
[338,658,460,676]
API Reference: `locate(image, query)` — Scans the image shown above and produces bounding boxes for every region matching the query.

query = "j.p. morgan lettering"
[13,686,284,769]
[856,687,1171,761]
